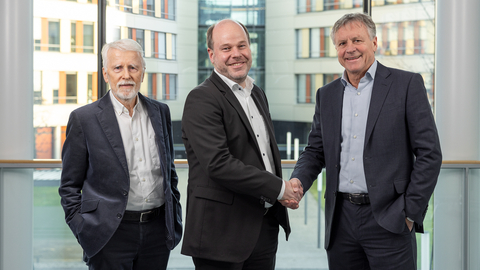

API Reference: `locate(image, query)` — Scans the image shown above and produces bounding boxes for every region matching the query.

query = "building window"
[157,32,167,59]
[297,20,434,59]
[377,20,434,56]
[140,0,155,16]
[297,73,341,103]
[54,72,77,104]
[141,73,177,100]
[129,29,145,51]
[87,73,99,103]
[35,127,55,159]
[144,30,176,60]
[167,33,176,60]
[66,73,78,104]
[34,71,43,105]
[111,0,175,20]
[297,0,433,13]
[296,28,336,58]
[48,20,60,52]
[116,0,133,13]
[72,21,95,53]
[35,19,62,52]
[83,23,95,53]
[161,0,175,20]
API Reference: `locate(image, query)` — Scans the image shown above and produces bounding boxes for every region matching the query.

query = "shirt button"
[135,137,138,141]
[139,158,143,162]
[350,180,354,184]
[353,135,357,139]
[263,153,265,156]
[351,157,355,161]
[354,113,358,117]
[142,178,146,182]
[257,134,259,137]
[357,92,361,95]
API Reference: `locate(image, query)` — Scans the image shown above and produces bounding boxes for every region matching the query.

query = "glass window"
[310,28,320,58]
[298,21,434,59]
[170,33,177,60]
[34,71,43,105]
[48,20,60,52]
[136,29,145,52]
[83,23,94,53]
[71,22,77,52]
[139,0,155,16]
[297,73,341,104]
[142,73,177,100]
[66,73,78,104]
[34,17,42,50]
[158,32,166,59]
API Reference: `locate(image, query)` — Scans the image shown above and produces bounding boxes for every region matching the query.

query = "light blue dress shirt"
[338,60,378,194]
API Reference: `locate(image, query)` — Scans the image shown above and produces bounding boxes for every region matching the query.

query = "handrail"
[1,160,479,169]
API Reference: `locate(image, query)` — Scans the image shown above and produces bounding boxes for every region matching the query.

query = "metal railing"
[1,159,479,269]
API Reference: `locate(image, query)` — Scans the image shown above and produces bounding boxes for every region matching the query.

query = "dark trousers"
[192,209,280,270]
[327,196,416,270]
[85,208,170,270]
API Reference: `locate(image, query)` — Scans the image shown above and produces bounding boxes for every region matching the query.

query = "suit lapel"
[95,92,129,177]
[365,62,393,144]
[209,72,259,149]
[328,80,344,168]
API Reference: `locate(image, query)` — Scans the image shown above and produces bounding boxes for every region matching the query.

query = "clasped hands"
[279,178,304,209]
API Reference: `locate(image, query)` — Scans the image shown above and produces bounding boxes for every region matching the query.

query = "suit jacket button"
[117,213,122,219]
[122,191,128,196]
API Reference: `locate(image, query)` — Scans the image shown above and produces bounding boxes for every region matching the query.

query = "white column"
[0,0,34,270]
[435,0,480,269]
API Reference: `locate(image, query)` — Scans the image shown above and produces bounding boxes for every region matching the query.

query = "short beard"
[113,80,138,101]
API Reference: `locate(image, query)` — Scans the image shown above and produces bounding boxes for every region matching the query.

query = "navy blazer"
[181,72,290,263]
[292,62,442,249]
[59,92,182,258]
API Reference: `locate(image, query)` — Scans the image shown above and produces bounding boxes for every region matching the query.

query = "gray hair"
[101,39,146,70]
[330,13,376,45]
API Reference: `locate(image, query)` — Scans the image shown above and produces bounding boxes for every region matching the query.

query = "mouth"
[345,55,361,61]
[228,62,245,68]
[117,81,136,89]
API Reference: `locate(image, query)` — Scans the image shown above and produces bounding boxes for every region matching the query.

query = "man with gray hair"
[290,13,442,269]
[59,38,182,269]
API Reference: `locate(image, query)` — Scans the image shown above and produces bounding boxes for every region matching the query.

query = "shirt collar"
[341,60,378,87]
[214,69,255,97]
[109,90,142,116]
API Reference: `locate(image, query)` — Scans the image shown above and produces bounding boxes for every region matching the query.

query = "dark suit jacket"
[181,72,290,263]
[292,62,442,249]
[59,92,182,258]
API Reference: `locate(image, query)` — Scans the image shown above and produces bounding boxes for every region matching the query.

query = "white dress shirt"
[110,91,164,211]
[214,70,285,205]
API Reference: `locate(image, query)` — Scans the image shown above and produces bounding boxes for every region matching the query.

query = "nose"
[345,41,356,53]
[231,46,242,57]
[121,68,131,79]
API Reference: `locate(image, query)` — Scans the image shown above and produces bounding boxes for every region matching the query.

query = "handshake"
[278,178,304,209]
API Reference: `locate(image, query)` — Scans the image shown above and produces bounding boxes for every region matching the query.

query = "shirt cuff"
[277,179,286,200]
[406,217,414,222]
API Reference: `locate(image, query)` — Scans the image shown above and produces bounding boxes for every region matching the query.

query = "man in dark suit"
[291,13,442,269]
[181,19,303,270]
[59,39,182,269]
